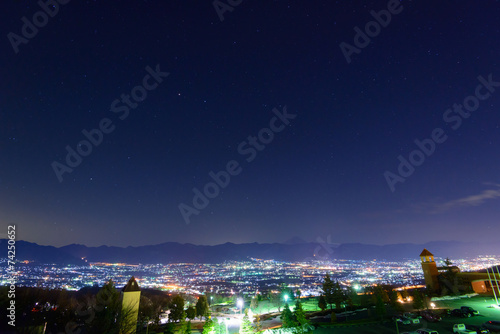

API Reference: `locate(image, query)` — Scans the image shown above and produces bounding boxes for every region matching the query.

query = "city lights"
[1,255,498,297]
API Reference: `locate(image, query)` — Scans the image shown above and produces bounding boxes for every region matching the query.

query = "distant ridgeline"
[0,239,498,264]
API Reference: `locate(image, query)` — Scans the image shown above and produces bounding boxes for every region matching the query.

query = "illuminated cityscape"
[2,256,499,295]
[3,0,500,332]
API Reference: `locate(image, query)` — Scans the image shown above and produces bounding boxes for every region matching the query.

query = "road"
[313,295,500,334]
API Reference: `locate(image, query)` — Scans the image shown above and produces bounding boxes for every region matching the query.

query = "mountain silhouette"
[2,239,498,265]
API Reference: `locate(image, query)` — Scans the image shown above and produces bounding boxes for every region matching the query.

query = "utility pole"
[492,266,500,303]
[486,267,499,305]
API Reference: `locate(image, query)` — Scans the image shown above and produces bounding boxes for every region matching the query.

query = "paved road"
[313,295,500,334]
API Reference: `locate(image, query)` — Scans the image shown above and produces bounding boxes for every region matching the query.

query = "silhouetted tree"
[149,294,169,330]
[85,279,123,334]
[186,306,196,320]
[196,296,209,320]
[370,285,390,304]
[293,299,309,333]
[331,280,346,309]
[170,295,185,322]
[413,290,424,310]
[138,295,154,328]
[375,294,386,319]
[280,303,296,328]
[318,295,327,311]
[322,274,335,310]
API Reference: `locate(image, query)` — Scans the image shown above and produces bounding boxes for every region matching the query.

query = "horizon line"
[1,238,481,249]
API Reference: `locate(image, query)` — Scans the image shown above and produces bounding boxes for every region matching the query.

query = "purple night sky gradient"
[0,1,499,247]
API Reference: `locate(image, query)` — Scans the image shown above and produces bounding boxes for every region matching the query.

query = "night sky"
[1,1,500,247]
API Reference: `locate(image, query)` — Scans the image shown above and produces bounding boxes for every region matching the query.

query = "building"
[121,276,141,334]
[420,249,500,296]
[420,249,440,291]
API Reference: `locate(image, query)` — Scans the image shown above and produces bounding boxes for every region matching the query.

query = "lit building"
[121,276,141,334]
[420,249,500,296]
[420,249,440,291]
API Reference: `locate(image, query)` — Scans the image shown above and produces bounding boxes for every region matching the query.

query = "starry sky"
[1,1,500,248]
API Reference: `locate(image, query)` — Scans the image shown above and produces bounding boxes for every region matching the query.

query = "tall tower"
[121,276,141,334]
[420,249,439,291]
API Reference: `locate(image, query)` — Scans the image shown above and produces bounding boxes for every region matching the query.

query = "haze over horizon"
[1,1,500,248]
[7,236,500,253]
[11,237,494,249]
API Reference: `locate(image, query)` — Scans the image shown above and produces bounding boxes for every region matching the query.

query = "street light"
[284,294,289,303]
[237,298,243,314]
[394,317,400,334]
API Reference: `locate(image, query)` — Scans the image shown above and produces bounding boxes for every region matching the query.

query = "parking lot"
[313,295,500,334]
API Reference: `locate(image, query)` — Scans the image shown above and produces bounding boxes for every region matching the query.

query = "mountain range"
[2,239,499,265]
